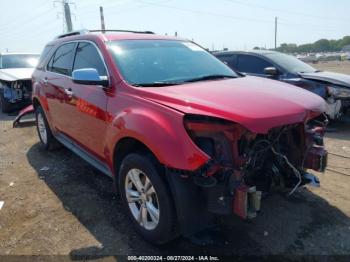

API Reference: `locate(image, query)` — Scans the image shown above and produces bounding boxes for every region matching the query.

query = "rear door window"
[73,42,107,76]
[48,43,76,76]
[236,54,272,75]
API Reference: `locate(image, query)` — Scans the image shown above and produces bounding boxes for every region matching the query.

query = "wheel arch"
[32,96,54,132]
[106,103,209,175]
[113,136,161,179]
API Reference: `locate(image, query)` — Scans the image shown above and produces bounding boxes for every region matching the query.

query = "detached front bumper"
[13,105,35,127]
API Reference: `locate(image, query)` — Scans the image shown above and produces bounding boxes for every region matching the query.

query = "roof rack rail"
[54,29,154,39]
[89,29,155,34]
[55,29,89,39]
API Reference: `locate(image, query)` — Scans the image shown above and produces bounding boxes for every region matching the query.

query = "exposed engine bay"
[325,85,350,119]
[0,80,32,111]
[183,115,328,219]
[298,72,350,119]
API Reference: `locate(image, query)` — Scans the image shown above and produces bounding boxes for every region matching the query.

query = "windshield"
[266,52,317,74]
[108,40,237,86]
[1,54,39,69]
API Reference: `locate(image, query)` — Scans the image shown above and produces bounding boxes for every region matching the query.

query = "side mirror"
[264,67,278,76]
[72,68,109,87]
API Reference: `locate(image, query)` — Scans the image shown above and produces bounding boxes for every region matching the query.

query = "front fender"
[284,78,327,98]
[105,96,209,172]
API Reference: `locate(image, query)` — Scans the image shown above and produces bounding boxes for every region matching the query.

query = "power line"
[137,0,278,24]
[0,0,51,32]
[136,0,344,32]
[224,0,349,22]
[0,10,56,39]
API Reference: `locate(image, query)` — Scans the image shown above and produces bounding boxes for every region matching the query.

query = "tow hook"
[234,186,262,219]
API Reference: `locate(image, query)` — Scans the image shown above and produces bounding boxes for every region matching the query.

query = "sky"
[0,0,349,53]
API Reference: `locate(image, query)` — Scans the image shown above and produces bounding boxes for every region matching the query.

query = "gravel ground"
[0,61,350,260]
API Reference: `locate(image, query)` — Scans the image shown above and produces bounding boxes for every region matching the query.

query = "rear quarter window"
[37,45,54,70]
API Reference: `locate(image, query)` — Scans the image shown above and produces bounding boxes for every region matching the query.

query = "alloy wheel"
[125,168,160,230]
[37,112,47,144]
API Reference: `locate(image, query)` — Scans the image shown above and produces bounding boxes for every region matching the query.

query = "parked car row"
[12,30,328,244]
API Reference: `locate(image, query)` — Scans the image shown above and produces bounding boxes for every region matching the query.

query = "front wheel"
[118,153,178,244]
[35,106,60,150]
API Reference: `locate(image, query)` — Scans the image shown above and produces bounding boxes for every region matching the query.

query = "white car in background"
[0,53,39,113]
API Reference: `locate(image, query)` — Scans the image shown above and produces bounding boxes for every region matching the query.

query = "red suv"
[32,30,328,244]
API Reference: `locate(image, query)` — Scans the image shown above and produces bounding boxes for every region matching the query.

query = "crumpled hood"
[137,76,326,134]
[0,68,34,81]
[300,71,350,88]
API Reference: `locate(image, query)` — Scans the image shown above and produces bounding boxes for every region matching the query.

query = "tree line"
[254,36,350,53]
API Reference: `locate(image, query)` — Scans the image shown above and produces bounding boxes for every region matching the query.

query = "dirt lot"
[312,60,350,75]
[0,61,350,260]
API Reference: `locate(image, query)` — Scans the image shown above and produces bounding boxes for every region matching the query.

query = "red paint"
[304,146,328,172]
[139,76,325,134]
[233,185,249,219]
[13,105,34,127]
[32,33,326,175]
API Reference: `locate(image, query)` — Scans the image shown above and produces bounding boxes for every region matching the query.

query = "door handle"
[42,77,48,85]
[64,88,74,97]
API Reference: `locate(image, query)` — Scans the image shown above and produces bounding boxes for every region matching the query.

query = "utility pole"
[54,0,75,33]
[275,17,278,49]
[64,1,73,32]
[100,6,106,32]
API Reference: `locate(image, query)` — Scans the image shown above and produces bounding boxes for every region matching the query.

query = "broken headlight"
[183,115,248,166]
[327,86,350,99]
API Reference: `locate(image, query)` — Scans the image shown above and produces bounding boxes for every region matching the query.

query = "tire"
[118,153,178,244]
[0,90,13,113]
[35,106,60,150]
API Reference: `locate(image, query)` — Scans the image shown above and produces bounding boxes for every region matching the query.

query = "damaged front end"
[0,80,32,112]
[325,85,350,119]
[181,114,327,220]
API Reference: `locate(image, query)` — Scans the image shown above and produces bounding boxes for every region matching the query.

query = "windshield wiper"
[133,81,181,87]
[132,75,236,86]
[181,74,236,83]
[298,70,322,74]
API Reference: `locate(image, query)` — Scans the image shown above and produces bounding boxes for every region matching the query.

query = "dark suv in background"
[214,50,350,119]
